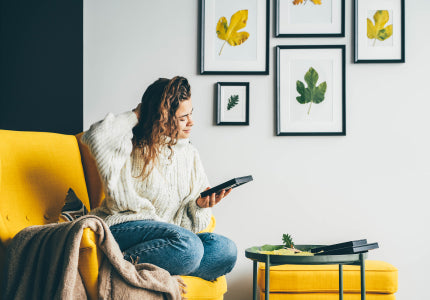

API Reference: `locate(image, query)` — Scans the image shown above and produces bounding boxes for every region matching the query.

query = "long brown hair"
[132,76,191,178]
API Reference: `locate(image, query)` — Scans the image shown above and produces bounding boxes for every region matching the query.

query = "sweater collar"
[173,138,190,150]
[161,136,190,150]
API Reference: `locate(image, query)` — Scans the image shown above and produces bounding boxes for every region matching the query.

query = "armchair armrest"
[79,227,102,300]
[198,215,216,234]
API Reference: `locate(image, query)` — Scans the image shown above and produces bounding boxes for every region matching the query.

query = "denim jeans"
[110,220,237,281]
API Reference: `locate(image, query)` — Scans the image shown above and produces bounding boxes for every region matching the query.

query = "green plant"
[282,233,294,248]
[296,67,327,115]
[227,95,239,110]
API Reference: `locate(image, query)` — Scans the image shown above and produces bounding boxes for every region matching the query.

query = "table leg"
[253,260,258,300]
[265,255,270,300]
[360,253,366,300]
[339,264,343,300]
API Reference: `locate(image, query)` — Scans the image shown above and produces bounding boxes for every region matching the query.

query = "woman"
[82,76,237,281]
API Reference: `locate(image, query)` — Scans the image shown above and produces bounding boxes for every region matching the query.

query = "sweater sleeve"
[178,148,212,233]
[81,111,138,183]
[81,111,141,212]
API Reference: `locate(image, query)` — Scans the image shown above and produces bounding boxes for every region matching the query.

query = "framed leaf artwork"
[276,45,345,136]
[275,0,345,37]
[354,0,405,63]
[216,82,249,125]
[200,0,269,75]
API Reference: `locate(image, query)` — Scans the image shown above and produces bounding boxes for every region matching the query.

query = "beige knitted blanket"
[1,215,185,300]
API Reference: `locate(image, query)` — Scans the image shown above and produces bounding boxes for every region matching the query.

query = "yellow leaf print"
[292,0,322,5]
[367,10,393,45]
[216,10,249,56]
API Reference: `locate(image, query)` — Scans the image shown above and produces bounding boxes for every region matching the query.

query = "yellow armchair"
[0,129,227,299]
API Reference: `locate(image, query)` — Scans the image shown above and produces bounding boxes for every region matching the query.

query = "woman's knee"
[170,230,204,274]
[200,233,237,266]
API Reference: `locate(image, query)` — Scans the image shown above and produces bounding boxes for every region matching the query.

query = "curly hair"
[132,76,191,178]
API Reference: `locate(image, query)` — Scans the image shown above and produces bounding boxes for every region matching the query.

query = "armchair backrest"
[0,130,91,247]
[75,133,105,210]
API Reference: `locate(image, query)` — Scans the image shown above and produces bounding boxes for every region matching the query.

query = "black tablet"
[200,175,253,198]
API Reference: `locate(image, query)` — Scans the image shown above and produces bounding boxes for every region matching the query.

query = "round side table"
[245,245,368,300]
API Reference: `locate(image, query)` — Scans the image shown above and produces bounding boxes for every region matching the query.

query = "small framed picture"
[354,0,405,63]
[200,0,269,75]
[275,0,345,37]
[276,45,345,136]
[217,82,249,125]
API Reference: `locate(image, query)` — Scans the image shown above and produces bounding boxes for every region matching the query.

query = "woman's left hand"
[196,188,232,208]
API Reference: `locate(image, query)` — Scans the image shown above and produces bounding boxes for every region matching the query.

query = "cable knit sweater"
[81,111,212,233]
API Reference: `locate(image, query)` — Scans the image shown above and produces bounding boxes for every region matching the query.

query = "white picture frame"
[276,45,345,136]
[217,82,250,125]
[354,0,405,63]
[275,0,345,37]
[200,0,269,74]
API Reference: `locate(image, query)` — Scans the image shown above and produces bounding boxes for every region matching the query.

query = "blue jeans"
[110,220,237,281]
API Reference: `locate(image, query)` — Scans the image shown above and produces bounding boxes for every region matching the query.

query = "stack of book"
[311,239,379,255]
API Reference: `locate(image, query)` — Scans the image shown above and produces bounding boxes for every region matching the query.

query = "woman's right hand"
[196,187,232,208]
[133,103,141,119]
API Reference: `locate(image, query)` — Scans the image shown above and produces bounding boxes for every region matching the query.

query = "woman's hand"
[196,188,232,208]
[133,103,141,119]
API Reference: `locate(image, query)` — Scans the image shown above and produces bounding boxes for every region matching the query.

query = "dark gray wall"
[0,0,83,134]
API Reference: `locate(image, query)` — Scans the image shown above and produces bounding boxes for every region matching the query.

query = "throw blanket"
[1,215,185,300]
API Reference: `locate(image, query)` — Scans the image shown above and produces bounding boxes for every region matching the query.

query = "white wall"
[84,1,430,299]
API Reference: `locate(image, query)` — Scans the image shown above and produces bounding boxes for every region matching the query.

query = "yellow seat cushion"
[258,260,398,294]
[181,276,227,300]
[259,292,396,300]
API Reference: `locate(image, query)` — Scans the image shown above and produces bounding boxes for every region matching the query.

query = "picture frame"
[276,45,345,136]
[199,0,269,75]
[275,0,345,37]
[216,82,249,125]
[354,0,405,63]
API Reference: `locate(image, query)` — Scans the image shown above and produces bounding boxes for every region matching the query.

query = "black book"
[314,242,379,255]
[311,239,368,253]
[200,175,253,198]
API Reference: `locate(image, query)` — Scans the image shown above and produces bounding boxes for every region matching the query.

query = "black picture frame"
[276,45,346,136]
[216,82,250,125]
[199,0,269,75]
[354,0,405,63]
[275,0,345,38]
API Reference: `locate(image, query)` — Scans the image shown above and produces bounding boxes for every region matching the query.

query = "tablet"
[200,175,253,198]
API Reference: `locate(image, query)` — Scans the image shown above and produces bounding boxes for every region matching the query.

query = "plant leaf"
[296,80,309,104]
[377,24,393,41]
[304,67,318,89]
[367,10,393,42]
[226,31,250,46]
[227,94,239,110]
[296,67,327,109]
[282,234,294,248]
[373,10,389,30]
[313,81,327,104]
[260,244,284,252]
[216,17,228,40]
[216,10,249,55]
[367,18,377,39]
[293,0,322,5]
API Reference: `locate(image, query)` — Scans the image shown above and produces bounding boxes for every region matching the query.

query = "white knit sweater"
[82,111,212,233]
